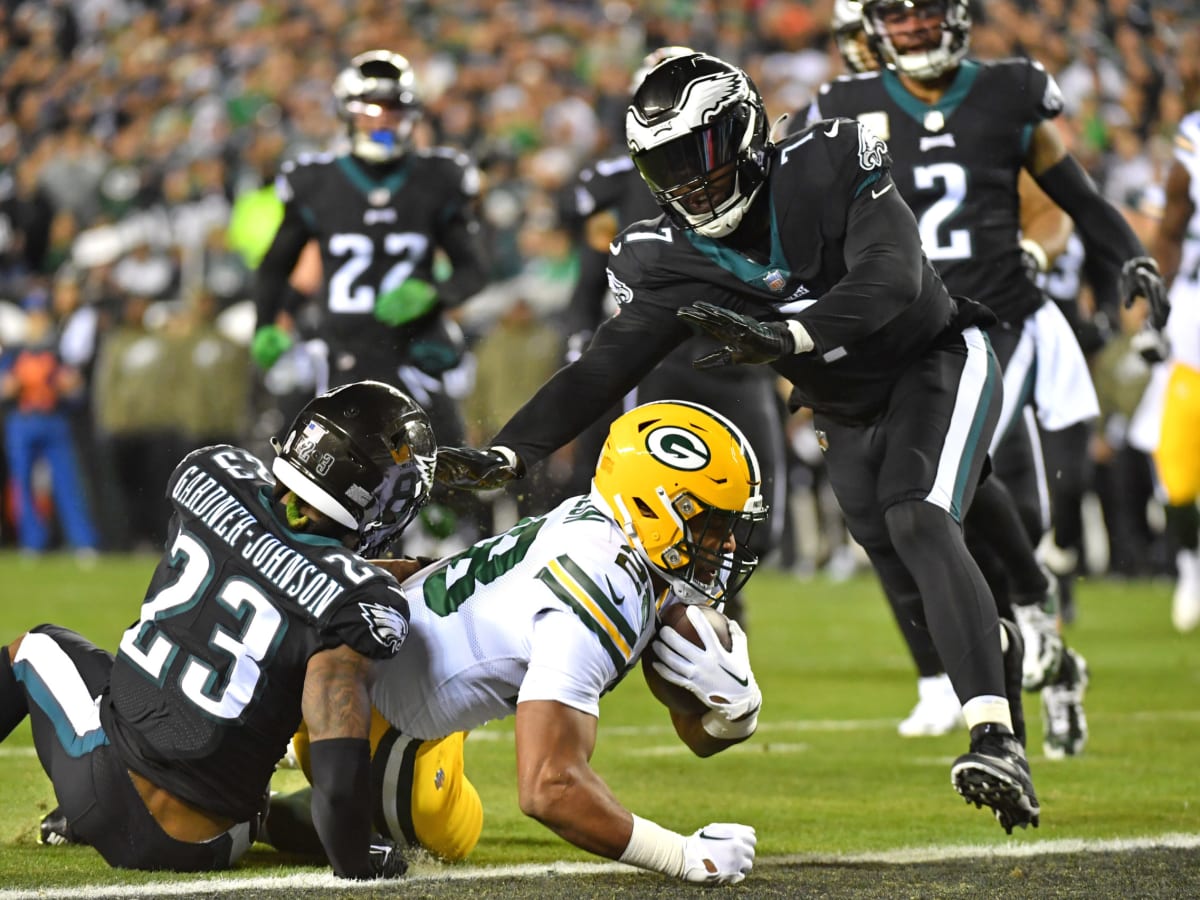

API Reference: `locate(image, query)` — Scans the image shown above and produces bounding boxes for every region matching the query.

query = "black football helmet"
[626,53,770,239]
[333,50,421,162]
[861,0,970,81]
[272,381,436,556]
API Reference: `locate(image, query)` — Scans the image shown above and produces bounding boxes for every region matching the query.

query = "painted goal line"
[2,833,1197,899]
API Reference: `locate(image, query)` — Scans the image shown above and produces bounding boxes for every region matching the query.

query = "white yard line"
[2,834,1199,899]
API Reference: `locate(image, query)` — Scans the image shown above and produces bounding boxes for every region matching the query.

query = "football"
[642,603,733,716]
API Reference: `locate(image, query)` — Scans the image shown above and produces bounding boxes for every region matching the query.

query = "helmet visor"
[633,113,746,195]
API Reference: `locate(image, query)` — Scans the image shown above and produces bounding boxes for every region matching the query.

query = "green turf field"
[0,552,1197,896]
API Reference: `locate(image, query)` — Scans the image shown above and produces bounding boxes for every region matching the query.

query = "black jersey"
[255,148,487,381]
[567,155,659,230]
[101,445,411,821]
[805,59,1064,325]
[494,118,992,464]
[563,153,766,375]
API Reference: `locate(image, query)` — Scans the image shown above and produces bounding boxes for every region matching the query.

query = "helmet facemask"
[832,0,877,74]
[592,400,769,605]
[863,0,970,81]
[334,51,422,162]
[627,54,770,239]
[272,382,437,557]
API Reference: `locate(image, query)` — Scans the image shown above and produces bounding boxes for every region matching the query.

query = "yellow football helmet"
[593,400,767,603]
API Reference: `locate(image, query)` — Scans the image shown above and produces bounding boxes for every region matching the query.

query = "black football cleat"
[39,807,86,846]
[951,723,1040,834]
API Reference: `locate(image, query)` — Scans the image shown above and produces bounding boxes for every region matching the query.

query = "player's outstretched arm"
[304,645,405,880]
[514,699,755,885]
[1027,121,1169,327]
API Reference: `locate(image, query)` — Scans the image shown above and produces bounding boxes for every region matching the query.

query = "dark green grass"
[0,553,1197,892]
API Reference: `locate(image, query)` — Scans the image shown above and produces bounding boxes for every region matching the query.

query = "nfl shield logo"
[763,269,786,292]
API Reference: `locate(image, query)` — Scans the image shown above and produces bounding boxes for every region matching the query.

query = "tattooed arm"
[303,644,378,878]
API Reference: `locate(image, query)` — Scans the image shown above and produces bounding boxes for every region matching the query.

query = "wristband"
[491,445,520,469]
[1019,238,1049,273]
[785,319,814,354]
[618,814,687,877]
[701,707,759,740]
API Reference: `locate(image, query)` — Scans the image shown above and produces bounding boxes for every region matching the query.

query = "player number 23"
[118,531,283,720]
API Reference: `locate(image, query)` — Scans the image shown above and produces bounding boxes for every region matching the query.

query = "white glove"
[651,605,761,722]
[682,823,757,884]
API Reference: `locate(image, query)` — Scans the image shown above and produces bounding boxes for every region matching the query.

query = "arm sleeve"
[492,293,687,467]
[252,202,310,325]
[434,209,489,307]
[309,737,374,878]
[1033,154,1146,266]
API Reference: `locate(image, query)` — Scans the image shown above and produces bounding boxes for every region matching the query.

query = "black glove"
[676,302,804,368]
[1120,256,1171,330]
[435,446,523,490]
[1130,326,1170,364]
[367,837,408,879]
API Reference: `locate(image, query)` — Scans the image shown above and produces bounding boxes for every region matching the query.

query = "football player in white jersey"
[271,400,767,884]
[1145,95,1200,633]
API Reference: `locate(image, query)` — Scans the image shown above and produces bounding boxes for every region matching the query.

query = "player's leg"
[373,726,481,861]
[1154,362,1200,633]
[278,711,482,861]
[875,328,1037,832]
[965,473,1064,692]
[1037,420,1092,621]
[17,626,260,870]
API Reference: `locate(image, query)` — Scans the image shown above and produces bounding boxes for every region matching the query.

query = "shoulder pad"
[418,148,482,197]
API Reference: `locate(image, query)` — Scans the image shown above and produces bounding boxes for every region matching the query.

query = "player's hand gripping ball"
[642,603,733,716]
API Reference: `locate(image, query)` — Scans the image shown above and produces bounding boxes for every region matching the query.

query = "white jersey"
[371,490,663,740]
[1166,110,1200,370]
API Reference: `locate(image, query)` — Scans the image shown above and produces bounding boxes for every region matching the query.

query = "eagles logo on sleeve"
[360,599,410,652]
[857,121,887,171]
[606,268,634,306]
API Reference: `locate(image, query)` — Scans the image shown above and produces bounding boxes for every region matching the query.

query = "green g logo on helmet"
[645,426,711,471]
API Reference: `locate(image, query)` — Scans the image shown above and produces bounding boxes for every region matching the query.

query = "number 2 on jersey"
[912,162,972,261]
[118,531,284,720]
[327,231,430,313]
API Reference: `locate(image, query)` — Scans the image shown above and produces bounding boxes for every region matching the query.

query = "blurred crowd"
[0,0,1196,574]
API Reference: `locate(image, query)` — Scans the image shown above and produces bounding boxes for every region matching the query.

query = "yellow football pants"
[291,710,482,861]
[1154,362,1200,505]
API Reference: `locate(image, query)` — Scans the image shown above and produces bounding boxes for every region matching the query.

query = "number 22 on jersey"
[327,231,430,313]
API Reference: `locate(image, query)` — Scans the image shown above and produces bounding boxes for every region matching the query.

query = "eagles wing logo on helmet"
[360,599,409,653]
[857,121,887,171]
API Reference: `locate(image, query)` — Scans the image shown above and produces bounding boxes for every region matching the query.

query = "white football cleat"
[1172,549,1200,634]
[898,673,965,737]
